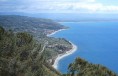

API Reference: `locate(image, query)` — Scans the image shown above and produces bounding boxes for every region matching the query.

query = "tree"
[67,57,117,76]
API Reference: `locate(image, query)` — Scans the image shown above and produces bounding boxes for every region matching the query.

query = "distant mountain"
[0,15,66,37]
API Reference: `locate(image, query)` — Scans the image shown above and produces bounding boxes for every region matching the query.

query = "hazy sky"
[0,0,118,13]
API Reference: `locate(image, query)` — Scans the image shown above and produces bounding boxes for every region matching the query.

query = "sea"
[51,21,118,73]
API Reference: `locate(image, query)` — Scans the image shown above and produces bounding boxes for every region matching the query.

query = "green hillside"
[0,15,67,37]
[0,15,72,65]
[0,26,61,76]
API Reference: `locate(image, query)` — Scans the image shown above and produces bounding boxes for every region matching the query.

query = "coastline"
[47,29,66,36]
[52,42,77,69]
[47,29,77,69]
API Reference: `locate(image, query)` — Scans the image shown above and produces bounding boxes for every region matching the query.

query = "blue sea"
[51,21,118,73]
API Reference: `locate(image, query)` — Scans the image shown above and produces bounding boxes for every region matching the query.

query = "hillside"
[0,15,67,36]
[0,15,72,65]
[0,26,61,76]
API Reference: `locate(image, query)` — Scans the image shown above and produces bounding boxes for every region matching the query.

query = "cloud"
[79,0,95,2]
[0,0,118,13]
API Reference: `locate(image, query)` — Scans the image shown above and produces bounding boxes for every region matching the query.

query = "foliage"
[0,15,71,65]
[66,57,117,76]
[0,26,61,76]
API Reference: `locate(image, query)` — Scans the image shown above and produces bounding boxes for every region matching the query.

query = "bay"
[51,21,118,73]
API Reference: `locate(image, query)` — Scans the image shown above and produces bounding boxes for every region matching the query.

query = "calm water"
[52,22,118,73]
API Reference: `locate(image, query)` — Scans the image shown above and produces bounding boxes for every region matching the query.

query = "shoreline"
[47,29,78,69]
[52,42,77,69]
[47,29,66,36]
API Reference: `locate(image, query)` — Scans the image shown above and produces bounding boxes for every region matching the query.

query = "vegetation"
[0,15,72,65]
[0,15,66,37]
[0,26,61,76]
[64,57,117,76]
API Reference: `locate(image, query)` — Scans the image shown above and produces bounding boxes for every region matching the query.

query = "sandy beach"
[47,29,66,36]
[47,29,78,69]
[52,42,77,69]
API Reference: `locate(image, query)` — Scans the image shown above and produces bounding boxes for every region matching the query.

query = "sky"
[0,0,118,14]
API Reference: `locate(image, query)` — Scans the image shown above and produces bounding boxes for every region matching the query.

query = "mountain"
[0,15,66,36]
[0,15,72,64]
[0,15,72,76]
[0,15,73,76]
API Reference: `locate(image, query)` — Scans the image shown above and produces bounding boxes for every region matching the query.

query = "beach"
[47,29,66,36]
[52,42,77,69]
[47,29,78,69]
